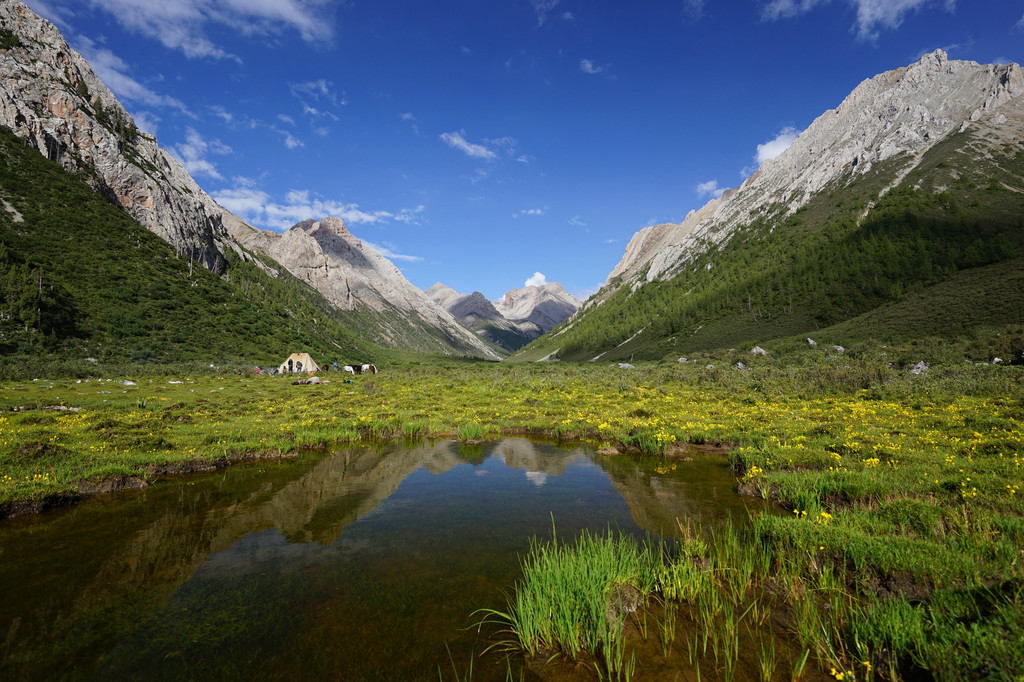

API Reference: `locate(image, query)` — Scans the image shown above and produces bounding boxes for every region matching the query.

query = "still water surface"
[0,439,766,680]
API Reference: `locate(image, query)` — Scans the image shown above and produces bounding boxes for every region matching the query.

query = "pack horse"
[342,364,377,375]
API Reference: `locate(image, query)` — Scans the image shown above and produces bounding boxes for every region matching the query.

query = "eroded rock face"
[608,50,1024,287]
[236,217,502,359]
[0,2,501,359]
[426,281,580,351]
[449,292,504,323]
[493,282,579,333]
[0,1,231,272]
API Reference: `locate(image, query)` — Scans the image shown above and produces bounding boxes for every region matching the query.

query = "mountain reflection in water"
[0,438,767,681]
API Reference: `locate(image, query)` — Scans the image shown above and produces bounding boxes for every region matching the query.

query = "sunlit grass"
[1,357,1022,677]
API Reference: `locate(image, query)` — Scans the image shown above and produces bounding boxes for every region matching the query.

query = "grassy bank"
[1,347,1022,678]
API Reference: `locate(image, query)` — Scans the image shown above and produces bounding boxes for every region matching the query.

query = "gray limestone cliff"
[493,282,579,333]
[427,281,579,351]
[0,1,501,359]
[0,0,232,272]
[232,218,501,359]
[607,50,1024,288]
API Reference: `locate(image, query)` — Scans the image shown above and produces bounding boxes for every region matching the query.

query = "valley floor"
[1,353,1022,678]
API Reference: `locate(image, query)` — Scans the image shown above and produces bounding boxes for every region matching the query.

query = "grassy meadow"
[1,345,1023,679]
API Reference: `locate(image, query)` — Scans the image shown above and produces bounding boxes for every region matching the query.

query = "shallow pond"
[0,439,769,680]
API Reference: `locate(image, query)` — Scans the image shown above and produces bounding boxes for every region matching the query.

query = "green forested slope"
[518,133,1024,362]
[0,127,384,374]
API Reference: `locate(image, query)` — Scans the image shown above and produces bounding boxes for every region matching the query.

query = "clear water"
[0,439,768,680]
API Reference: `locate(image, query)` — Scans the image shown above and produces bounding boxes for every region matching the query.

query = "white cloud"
[761,0,827,21]
[170,127,231,179]
[682,0,705,20]
[22,0,73,25]
[290,79,345,131]
[399,112,420,135]
[851,0,956,40]
[290,79,344,105]
[516,208,546,218]
[569,215,586,227]
[440,131,497,160]
[486,136,517,149]
[572,284,601,302]
[66,0,334,60]
[529,0,560,26]
[281,131,304,149]
[131,111,160,135]
[1017,13,1024,30]
[212,182,425,231]
[75,37,190,115]
[696,179,727,199]
[484,136,534,163]
[525,272,547,287]
[525,471,548,487]
[277,114,296,125]
[365,241,424,263]
[580,59,604,75]
[756,126,800,164]
[762,0,956,41]
[212,185,269,216]
[211,106,234,123]
[389,205,427,224]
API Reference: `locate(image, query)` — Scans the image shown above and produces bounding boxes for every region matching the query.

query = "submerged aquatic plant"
[478,526,659,677]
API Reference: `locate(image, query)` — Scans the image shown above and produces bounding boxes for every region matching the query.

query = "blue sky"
[24,0,1024,301]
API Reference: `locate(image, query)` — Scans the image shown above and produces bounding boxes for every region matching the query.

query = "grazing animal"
[341,364,377,375]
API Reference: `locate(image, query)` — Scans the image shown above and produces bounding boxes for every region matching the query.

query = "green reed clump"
[480,528,659,677]
[401,419,429,438]
[457,422,484,440]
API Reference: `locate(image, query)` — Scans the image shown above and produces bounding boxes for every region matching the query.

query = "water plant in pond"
[478,527,660,678]
[458,422,485,441]
[481,510,1024,680]
[2,355,1023,677]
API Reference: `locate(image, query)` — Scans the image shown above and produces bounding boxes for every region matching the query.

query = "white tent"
[278,352,320,374]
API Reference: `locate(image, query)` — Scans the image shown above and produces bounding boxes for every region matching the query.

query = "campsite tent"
[278,352,320,374]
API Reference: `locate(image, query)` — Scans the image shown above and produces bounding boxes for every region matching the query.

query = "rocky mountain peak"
[493,282,579,332]
[606,50,1024,288]
[230,217,501,359]
[425,282,459,306]
[450,292,503,322]
[0,1,509,360]
[316,216,352,236]
[0,0,233,273]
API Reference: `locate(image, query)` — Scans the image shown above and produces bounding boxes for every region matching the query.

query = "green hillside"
[0,127,386,375]
[517,129,1024,363]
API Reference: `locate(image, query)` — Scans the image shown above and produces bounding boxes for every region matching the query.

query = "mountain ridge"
[425,281,579,352]
[605,50,1023,290]
[232,217,502,359]
[0,0,498,360]
[518,50,1024,362]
